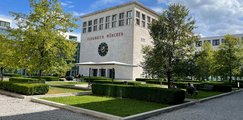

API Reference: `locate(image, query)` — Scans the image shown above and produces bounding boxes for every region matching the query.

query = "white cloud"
[150,7,164,13]
[71,11,88,17]
[156,0,243,36]
[61,1,75,8]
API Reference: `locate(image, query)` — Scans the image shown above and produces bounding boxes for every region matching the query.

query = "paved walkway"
[146,90,243,120]
[0,94,99,120]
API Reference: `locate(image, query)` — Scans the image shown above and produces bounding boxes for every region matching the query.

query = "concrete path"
[146,90,243,120]
[0,94,99,120]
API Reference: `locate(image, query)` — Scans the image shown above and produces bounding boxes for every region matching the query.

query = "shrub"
[83,76,111,82]
[3,73,22,77]
[31,76,59,81]
[212,84,232,92]
[92,84,185,104]
[0,81,49,95]
[92,80,140,85]
[9,77,45,83]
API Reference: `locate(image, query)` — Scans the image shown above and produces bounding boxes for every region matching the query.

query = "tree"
[142,4,198,88]
[214,35,241,83]
[195,41,214,81]
[10,0,78,77]
[0,35,17,80]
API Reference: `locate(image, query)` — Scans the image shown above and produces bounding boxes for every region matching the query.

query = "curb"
[198,89,242,103]
[0,90,26,99]
[31,98,122,120]
[122,101,196,120]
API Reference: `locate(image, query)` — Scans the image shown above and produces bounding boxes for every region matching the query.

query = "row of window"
[135,11,155,28]
[82,11,133,33]
[0,21,10,28]
[197,37,243,47]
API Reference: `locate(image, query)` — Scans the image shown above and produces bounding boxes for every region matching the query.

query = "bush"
[31,76,59,81]
[92,80,140,85]
[3,73,22,77]
[83,76,111,82]
[0,81,49,95]
[9,77,45,83]
[92,84,185,104]
[212,84,232,92]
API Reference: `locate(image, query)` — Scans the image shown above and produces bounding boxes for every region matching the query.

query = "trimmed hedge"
[83,76,111,82]
[3,73,22,77]
[0,81,49,95]
[31,76,59,81]
[9,77,45,83]
[200,83,232,92]
[92,80,141,85]
[92,84,185,104]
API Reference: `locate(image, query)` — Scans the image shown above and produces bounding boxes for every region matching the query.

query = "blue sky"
[1,0,243,37]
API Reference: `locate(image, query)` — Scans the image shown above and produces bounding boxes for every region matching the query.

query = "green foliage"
[214,35,242,83]
[9,77,45,83]
[31,76,59,81]
[141,4,198,88]
[83,76,112,82]
[92,84,185,104]
[0,81,49,95]
[91,80,140,85]
[9,0,78,76]
[195,42,214,81]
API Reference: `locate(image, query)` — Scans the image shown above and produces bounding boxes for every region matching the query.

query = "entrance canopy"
[76,61,137,67]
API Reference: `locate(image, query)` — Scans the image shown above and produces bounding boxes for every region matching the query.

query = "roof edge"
[81,1,160,18]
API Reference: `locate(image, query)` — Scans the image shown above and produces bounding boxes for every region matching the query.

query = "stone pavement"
[0,94,99,120]
[146,90,243,120]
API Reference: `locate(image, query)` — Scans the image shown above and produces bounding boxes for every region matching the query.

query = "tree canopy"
[142,4,198,88]
[10,0,78,76]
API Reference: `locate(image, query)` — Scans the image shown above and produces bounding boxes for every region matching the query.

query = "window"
[221,39,225,43]
[88,20,92,26]
[93,19,98,31]
[99,24,103,30]
[88,20,92,32]
[106,16,110,22]
[127,11,132,18]
[99,17,104,30]
[126,11,133,25]
[142,14,145,21]
[69,36,77,41]
[136,11,140,18]
[142,21,145,27]
[0,21,10,27]
[105,16,110,29]
[83,22,87,27]
[112,14,117,28]
[147,16,151,28]
[83,28,87,33]
[119,20,124,26]
[119,13,124,19]
[196,41,202,47]
[100,17,104,24]
[212,39,220,46]
[204,40,211,44]
[136,19,140,25]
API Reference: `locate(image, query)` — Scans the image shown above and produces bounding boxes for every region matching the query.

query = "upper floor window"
[127,11,132,18]
[212,39,220,46]
[221,39,225,43]
[99,17,104,24]
[94,19,98,25]
[136,11,140,18]
[119,13,124,19]
[112,14,117,21]
[142,14,146,21]
[88,20,92,26]
[83,22,87,27]
[204,40,211,44]
[106,16,110,23]
[0,21,10,28]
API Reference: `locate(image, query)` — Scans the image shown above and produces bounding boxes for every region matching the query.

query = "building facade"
[78,2,159,80]
[196,34,243,51]
[0,17,12,35]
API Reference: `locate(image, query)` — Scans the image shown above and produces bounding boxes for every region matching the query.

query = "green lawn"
[186,90,224,99]
[42,95,169,117]
[46,81,87,86]
[47,87,88,94]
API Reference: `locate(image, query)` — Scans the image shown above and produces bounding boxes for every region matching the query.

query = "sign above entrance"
[87,32,124,41]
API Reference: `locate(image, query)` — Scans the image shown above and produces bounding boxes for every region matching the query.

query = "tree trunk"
[0,67,3,81]
[38,70,42,80]
[167,71,172,89]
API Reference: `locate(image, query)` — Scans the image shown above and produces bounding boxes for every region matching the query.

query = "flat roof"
[81,1,160,18]
[76,61,137,67]
[201,33,243,40]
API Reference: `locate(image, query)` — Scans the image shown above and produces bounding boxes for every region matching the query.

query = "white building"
[0,17,12,35]
[78,1,159,80]
[196,34,243,51]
